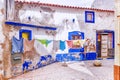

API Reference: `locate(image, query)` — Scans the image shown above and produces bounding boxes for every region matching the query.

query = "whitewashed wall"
[0,0,5,74]
[15,4,115,54]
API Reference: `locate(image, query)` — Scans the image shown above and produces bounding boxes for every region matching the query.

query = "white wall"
[0,0,6,75]
[16,4,115,54]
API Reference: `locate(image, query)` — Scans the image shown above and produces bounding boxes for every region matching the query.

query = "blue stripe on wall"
[5,21,57,30]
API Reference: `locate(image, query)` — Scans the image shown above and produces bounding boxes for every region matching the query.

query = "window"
[85,11,95,23]
[72,35,82,40]
[19,29,32,40]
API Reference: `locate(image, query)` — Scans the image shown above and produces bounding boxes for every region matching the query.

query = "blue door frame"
[96,30,115,56]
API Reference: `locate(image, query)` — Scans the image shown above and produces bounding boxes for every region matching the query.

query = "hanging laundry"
[59,40,66,51]
[37,39,47,47]
[34,40,49,55]
[73,40,81,48]
[53,40,59,52]
[46,40,52,46]
[24,39,35,53]
[37,39,52,47]
[80,40,85,47]
[12,36,23,54]
[66,40,73,48]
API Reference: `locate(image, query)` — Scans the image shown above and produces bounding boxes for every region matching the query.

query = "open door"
[101,34,108,57]
[96,30,114,58]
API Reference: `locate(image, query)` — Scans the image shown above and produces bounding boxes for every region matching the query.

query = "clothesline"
[11,36,85,54]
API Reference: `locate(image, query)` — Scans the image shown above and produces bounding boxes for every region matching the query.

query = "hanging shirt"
[66,40,73,48]
[59,40,66,51]
[24,39,35,53]
[12,36,23,54]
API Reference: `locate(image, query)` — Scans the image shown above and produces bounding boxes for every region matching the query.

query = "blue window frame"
[85,11,95,23]
[19,29,32,40]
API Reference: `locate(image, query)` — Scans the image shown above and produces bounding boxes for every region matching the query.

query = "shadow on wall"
[34,40,50,56]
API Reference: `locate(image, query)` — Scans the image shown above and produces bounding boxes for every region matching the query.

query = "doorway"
[96,30,114,58]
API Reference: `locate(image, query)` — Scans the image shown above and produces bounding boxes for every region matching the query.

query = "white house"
[0,0,115,78]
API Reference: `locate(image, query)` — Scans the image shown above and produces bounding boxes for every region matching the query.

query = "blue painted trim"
[5,21,57,30]
[19,29,32,40]
[85,11,95,23]
[96,30,115,56]
[69,48,84,53]
[68,31,84,40]
[96,32,98,56]
[112,31,115,48]
[68,31,84,53]
[107,57,114,59]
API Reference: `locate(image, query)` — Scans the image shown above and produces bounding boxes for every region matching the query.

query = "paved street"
[10,59,113,80]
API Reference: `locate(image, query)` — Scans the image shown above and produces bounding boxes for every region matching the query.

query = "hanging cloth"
[37,39,52,47]
[46,40,52,46]
[37,39,47,47]
[34,40,49,55]
[59,40,66,51]
[12,36,23,54]
[73,40,81,48]
[66,40,73,48]
[80,40,85,47]
[53,40,59,51]
[24,39,35,53]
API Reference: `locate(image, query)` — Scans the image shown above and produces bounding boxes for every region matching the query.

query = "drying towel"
[59,40,66,51]
[66,40,73,48]
[37,39,47,47]
[53,40,59,51]
[73,40,81,48]
[34,40,49,55]
[37,39,52,47]
[12,36,23,54]
[80,40,85,47]
[24,39,35,53]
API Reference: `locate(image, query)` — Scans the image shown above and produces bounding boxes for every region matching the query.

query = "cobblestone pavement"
[9,59,113,80]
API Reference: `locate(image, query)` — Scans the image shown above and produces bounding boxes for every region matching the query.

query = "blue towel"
[12,36,23,54]
[59,40,66,51]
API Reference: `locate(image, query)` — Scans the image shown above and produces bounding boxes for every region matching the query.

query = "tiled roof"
[15,0,114,12]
